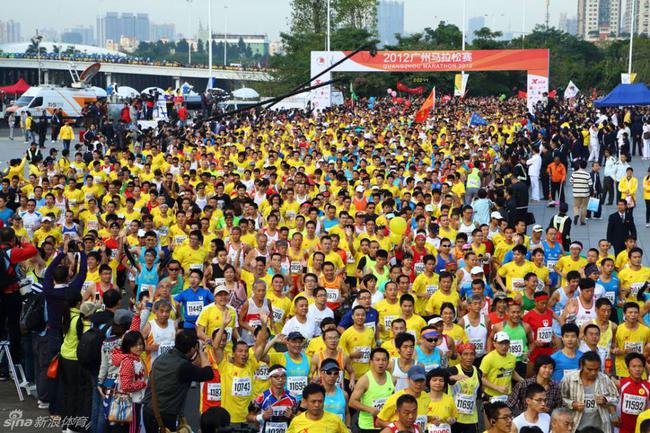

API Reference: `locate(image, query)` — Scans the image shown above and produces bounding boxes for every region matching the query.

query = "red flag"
[415,88,436,123]
[517,90,527,99]
[397,81,424,95]
[549,90,557,98]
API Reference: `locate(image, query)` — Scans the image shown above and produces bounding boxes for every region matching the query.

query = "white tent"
[116,86,139,99]
[233,87,259,99]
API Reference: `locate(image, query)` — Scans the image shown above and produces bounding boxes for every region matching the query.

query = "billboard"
[310,49,550,112]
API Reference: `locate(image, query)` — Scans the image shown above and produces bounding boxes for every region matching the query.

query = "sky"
[5,0,579,42]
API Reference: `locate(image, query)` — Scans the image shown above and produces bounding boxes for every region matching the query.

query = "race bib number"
[325,288,339,303]
[87,220,98,230]
[366,321,376,333]
[290,261,302,274]
[347,254,356,264]
[174,235,186,245]
[625,341,643,354]
[583,394,597,413]
[207,383,221,401]
[470,338,485,355]
[537,327,553,343]
[414,262,425,274]
[373,397,387,410]
[82,281,94,293]
[623,394,647,415]
[158,226,169,236]
[511,278,524,291]
[255,364,269,381]
[214,278,225,287]
[186,301,204,317]
[272,307,285,323]
[224,327,233,343]
[357,346,371,364]
[287,376,308,396]
[140,283,156,294]
[547,260,557,271]
[158,342,174,356]
[189,263,204,271]
[563,369,578,377]
[265,422,288,433]
[455,394,475,414]
[426,285,438,296]
[631,282,645,297]
[231,377,252,397]
[383,315,397,329]
[603,291,615,304]
[509,340,524,357]
[416,415,427,433]
[428,424,452,433]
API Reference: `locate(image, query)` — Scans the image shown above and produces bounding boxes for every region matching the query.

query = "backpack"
[19,290,46,334]
[77,322,110,373]
[0,247,18,291]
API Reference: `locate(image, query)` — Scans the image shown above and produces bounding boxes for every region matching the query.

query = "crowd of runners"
[0,92,650,433]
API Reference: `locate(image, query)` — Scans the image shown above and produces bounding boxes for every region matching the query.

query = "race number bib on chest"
[428,424,452,433]
[623,394,647,415]
[416,415,427,433]
[625,341,643,354]
[509,340,524,357]
[357,346,371,364]
[537,327,553,343]
[583,394,597,413]
[414,262,425,274]
[470,338,485,355]
[207,383,221,401]
[426,285,439,296]
[383,315,397,329]
[455,394,475,414]
[186,301,204,317]
[287,376,308,396]
[290,261,302,274]
[272,307,285,323]
[231,377,252,397]
[158,342,174,356]
[265,422,288,433]
[325,288,339,303]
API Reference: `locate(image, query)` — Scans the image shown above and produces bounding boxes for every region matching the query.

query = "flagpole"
[628,0,635,75]
[461,0,466,79]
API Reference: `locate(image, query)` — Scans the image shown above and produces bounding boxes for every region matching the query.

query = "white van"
[6,85,105,119]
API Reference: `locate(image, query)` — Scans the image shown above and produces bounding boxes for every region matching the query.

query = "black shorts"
[452,422,479,433]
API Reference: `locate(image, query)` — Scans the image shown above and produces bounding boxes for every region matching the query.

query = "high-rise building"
[0,20,21,44]
[467,16,486,42]
[559,13,579,34]
[136,13,150,42]
[577,0,621,40]
[151,23,176,42]
[97,12,154,47]
[62,26,94,45]
[377,0,404,47]
[623,0,650,35]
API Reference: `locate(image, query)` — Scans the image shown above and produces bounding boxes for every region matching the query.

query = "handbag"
[107,361,133,424]
[626,195,636,208]
[150,370,191,433]
[587,197,600,213]
[46,354,59,379]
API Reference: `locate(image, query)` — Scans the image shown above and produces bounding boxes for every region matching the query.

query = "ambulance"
[5,63,106,119]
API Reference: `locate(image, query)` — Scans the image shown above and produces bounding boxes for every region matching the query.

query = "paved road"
[0,126,649,429]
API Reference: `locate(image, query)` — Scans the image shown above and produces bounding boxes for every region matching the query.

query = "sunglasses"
[168,268,180,272]
[441,244,451,247]
[424,337,438,343]
[322,370,340,376]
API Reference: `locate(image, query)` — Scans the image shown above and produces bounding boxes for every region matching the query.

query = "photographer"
[142,330,214,433]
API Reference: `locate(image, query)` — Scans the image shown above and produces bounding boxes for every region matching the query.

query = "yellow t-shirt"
[266,291,292,334]
[425,290,461,316]
[218,358,257,423]
[619,266,650,303]
[412,273,440,315]
[339,325,375,378]
[375,299,402,342]
[427,393,458,426]
[479,350,517,397]
[377,389,431,433]
[614,323,650,377]
[286,411,348,433]
[555,255,588,286]
[497,260,535,296]
[195,304,238,343]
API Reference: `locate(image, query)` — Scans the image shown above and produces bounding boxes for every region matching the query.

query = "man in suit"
[587,161,604,220]
[606,199,637,255]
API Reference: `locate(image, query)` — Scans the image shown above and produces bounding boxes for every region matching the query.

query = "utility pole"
[545,0,550,28]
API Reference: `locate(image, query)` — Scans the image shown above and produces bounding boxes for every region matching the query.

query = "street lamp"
[31,31,43,86]
[327,0,331,51]
[187,0,193,65]
[628,0,636,75]
[223,4,228,67]
[208,0,212,88]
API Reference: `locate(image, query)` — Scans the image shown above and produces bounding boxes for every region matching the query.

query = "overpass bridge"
[0,57,272,91]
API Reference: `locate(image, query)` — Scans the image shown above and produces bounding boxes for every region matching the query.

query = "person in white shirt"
[588,124,600,163]
[526,148,542,201]
[282,296,316,341]
[614,154,631,203]
[602,149,619,206]
[642,118,650,160]
[19,199,42,240]
[307,287,334,337]
[512,383,551,433]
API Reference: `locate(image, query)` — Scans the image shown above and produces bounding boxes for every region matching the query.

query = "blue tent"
[594,83,650,107]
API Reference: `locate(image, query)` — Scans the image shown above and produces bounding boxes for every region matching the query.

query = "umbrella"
[90,87,108,98]
[141,87,164,96]
[233,87,259,99]
[116,86,139,99]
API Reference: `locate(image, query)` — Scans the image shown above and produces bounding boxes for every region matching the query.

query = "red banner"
[517,90,527,99]
[396,81,424,95]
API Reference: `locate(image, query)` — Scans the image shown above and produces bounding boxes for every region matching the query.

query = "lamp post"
[223,4,228,67]
[187,0,193,65]
[327,0,331,51]
[208,0,212,88]
[31,31,43,86]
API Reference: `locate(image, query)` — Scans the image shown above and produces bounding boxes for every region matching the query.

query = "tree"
[335,0,377,31]
[290,0,328,34]
[25,41,46,55]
